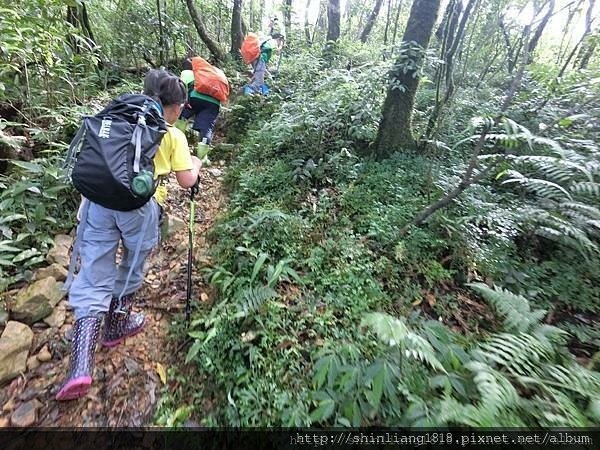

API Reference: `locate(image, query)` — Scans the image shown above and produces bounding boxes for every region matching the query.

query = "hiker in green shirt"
[180,59,221,144]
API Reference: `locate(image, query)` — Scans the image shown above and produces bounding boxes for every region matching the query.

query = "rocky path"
[0,162,226,427]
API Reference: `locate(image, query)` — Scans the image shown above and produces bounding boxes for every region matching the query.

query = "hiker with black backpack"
[179,57,229,146]
[56,69,202,401]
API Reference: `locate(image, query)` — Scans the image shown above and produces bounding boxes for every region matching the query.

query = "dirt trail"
[0,163,226,427]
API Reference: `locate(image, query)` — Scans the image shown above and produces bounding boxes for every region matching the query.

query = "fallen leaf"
[156,362,167,385]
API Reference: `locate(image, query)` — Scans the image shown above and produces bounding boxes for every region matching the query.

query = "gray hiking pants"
[67,199,160,319]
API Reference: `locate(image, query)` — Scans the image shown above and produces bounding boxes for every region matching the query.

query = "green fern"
[235,285,278,318]
[570,181,600,197]
[476,332,555,376]
[468,283,547,332]
[361,312,445,372]
[502,170,573,200]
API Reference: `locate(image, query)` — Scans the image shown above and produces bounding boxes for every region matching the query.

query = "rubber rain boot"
[56,316,102,401]
[101,294,145,348]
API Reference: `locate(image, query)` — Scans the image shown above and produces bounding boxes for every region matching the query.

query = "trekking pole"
[186,179,199,325]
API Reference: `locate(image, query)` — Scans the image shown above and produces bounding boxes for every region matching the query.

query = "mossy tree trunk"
[374,0,441,158]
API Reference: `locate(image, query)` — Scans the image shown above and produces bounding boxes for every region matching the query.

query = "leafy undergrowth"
[159,51,600,427]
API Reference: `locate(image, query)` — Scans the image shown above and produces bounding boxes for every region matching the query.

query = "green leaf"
[185,340,202,363]
[251,253,268,283]
[0,214,26,224]
[0,243,20,253]
[309,397,335,423]
[187,331,205,339]
[313,355,333,390]
[12,248,40,263]
[10,160,44,173]
[23,255,44,267]
[370,367,384,409]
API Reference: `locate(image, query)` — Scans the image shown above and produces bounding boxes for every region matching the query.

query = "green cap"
[181,69,195,85]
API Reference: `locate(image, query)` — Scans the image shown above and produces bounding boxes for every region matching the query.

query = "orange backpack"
[191,57,230,104]
[240,33,261,64]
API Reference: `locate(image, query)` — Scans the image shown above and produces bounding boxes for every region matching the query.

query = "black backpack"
[65,94,167,211]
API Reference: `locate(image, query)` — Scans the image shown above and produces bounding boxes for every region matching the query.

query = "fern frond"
[544,364,600,396]
[235,286,278,318]
[533,216,599,254]
[468,283,547,332]
[362,313,445,372]
[534,389,591,426]
[502,170,573,201]
[477,332,554,376]
[510,155,593,183]
[466,361,521,412]
[559,202,600,220]
[570,181,600,197]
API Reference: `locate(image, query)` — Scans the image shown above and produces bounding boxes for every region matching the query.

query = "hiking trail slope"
[0,163,226,427]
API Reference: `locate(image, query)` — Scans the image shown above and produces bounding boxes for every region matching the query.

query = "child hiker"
[56,69,202,401]
[179,57,229,145]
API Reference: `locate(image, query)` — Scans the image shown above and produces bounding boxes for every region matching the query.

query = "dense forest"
[0,0,599,428]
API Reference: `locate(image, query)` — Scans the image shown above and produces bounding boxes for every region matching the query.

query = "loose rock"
[45,234,72,267]
[43,302,66,328]
[11,277,64,324]
[10,399,41,427]
[34,263,68,282]
[208,168,223,178]
[37,345,52,363]
[0,321,33,384]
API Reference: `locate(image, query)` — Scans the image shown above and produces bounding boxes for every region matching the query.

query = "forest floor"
[0,160,226,427]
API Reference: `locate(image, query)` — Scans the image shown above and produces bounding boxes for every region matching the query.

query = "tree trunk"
[443,0,476,101]
[156,0,166,65]
[578,35,597,69]
[556,0,582,65]
[326,0,341,41]
[284,0,293,38]
[374,0,442,157]
[359,0,384,43]
[527,0,555,63]
[305,0,313,43]
[383,0,393,45]
[391,0,403,49]
[231,0,244,58]
[185,0,225,62]
[260,0,265,30]
[79,2,96,46]
[575,0,597,68]
[315,0,328,41]
[66,6,81,54]
[66,3,102,68]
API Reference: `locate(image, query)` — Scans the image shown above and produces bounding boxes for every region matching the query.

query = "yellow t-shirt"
[153,126,193,206]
